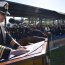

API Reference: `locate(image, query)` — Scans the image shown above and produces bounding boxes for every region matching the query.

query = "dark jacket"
[0,26,19,60]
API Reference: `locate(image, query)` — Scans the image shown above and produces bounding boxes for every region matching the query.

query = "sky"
[7,0,65,13]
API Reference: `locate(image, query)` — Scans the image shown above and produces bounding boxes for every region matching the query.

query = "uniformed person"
[0,1,27,60]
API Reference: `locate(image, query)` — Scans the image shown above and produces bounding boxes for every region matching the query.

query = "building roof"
[7,1,65,20]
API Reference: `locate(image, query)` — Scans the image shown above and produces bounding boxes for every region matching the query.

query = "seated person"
[0,1,28,60]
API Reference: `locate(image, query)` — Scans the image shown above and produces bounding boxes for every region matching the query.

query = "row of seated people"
[6,24,65,44]
[6,25,65,41]
[36,25,65,35]
[49,25,65,35]
[6,27,47,41]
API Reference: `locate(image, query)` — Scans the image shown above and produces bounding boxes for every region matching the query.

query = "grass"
[50,46,65,65]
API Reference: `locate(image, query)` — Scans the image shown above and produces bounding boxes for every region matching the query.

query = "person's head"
[0,1,9,23]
